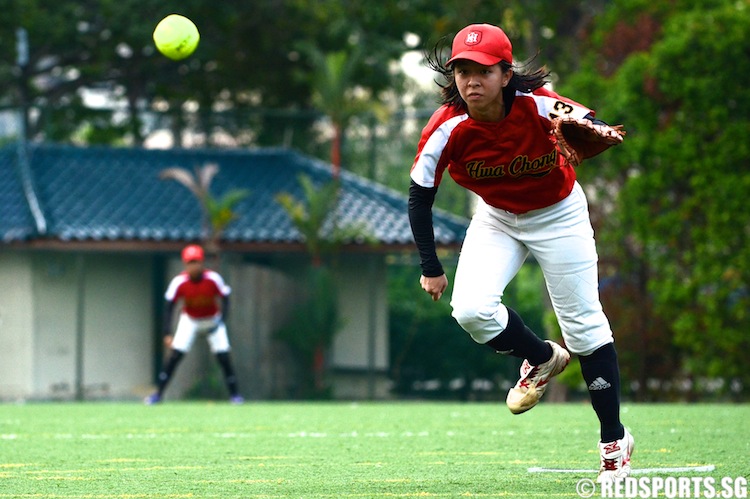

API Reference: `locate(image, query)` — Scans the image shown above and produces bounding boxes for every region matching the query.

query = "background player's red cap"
[181,244,204,263]
[447,24,513,66]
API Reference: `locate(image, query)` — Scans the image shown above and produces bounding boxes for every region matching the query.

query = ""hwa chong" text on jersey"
[465,150,558,179]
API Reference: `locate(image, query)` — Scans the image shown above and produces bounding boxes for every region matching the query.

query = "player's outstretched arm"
[409,180,448,301]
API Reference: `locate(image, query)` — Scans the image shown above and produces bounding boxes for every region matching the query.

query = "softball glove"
[550,116,626,167]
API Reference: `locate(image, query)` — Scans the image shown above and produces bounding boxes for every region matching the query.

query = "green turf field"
[0,402,747,498]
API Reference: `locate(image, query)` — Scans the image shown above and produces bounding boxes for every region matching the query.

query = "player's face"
[185,260,204,280]
[453,60,512,121]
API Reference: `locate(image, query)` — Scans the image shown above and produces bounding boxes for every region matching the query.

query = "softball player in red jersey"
[408,23,633,482]
[145,245,243,404]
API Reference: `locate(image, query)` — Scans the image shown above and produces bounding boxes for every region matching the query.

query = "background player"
[408,23,632,482]
[145,244,243,404]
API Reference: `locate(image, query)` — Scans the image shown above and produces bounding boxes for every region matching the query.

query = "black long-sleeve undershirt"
[408,180,444,277]
[585,113,607,126]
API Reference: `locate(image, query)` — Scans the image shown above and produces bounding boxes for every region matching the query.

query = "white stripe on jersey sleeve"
[410,114,468,188]
[527,92,590,120]
[164,273,189,301]
[205,270,232,296]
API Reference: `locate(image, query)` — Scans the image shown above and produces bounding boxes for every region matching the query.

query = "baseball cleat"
[597,429,635,483]
[506,340,570,414]
[229,395,245,405]
[143,393,162,405]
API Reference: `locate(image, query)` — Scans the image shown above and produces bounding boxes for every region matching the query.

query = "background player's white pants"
[450,182,613,356]
[171,313,231,353]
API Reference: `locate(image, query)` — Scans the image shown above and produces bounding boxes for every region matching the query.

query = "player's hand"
[163,335,173,349]
[420,274,448,301]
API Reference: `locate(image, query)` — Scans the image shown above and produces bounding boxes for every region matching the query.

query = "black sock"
[216,352,239,397]
[579,343,624,442]
[156,349,184,396]
[485,307,552,365]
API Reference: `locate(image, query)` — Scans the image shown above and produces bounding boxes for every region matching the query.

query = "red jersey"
[164,270,231,318]
[410,87,593,214]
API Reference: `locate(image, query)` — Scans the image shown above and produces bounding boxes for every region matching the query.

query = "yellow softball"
[153,14,200,61]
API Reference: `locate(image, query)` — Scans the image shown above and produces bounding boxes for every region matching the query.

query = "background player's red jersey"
[164,270,231,318]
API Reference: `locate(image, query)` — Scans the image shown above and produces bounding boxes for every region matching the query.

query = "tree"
[1,1,607,155]
[0,0,412,151]
[304,45,375,177]
[275,174,376,397]
[562,1,750,398]
[159,163,248,260]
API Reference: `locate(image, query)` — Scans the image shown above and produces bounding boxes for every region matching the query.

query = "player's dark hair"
[424,37,550,109]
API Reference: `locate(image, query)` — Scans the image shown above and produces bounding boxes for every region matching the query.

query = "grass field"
[0,401,748,498]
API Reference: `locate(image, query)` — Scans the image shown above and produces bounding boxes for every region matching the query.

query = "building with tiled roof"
[0,144,467,401]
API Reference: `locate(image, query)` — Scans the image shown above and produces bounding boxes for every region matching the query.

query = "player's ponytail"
[423,37,460,106]
[507,54,550,93]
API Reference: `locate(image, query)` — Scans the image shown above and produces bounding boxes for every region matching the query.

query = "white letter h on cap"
[466,31,481,45]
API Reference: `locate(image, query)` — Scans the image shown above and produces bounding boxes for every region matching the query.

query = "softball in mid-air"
[153,14,200,61]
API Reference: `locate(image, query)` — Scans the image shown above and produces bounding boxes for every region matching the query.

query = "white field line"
[528,465,716,474]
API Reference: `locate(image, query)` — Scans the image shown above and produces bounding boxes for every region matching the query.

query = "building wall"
[228,261,303,399]
[331,255,391,399]
[332,255,388,370]
[79,254,155,398]
[0,250,392,401]
[0,252,35,399]
[29,252,153,400]
[31,252,80,398]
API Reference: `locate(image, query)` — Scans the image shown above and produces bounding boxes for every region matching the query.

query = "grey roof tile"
[0,147,36,242]
[0,144,468,246]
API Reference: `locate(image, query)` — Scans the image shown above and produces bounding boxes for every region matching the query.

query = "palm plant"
[275,174,376,397]
[159,163,249,261]
[303,43,386,178]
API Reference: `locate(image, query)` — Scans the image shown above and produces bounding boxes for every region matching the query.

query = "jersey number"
[549,100,574,120]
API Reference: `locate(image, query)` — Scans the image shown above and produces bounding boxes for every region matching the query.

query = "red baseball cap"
[181,244,204,263]
[447,24,513,66]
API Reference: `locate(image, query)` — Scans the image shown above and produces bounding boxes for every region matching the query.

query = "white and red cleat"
[597,429,635,483]
[506,340,570,414]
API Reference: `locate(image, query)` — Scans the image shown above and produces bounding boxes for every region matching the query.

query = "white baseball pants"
[450,182,613,356]
[171,313,231,353]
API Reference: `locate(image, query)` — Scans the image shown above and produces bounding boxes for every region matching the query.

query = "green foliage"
[1,0,413,147]
[388,262,551,399]
[273,266,341,398]
[204,188,251,234]
[276,174,377,263]
[276,175,340,262]
[303,46,375,125]
[565,2,750,393]
[274,174,377,398]
[159,163,249,252]
[275,267,340,356]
